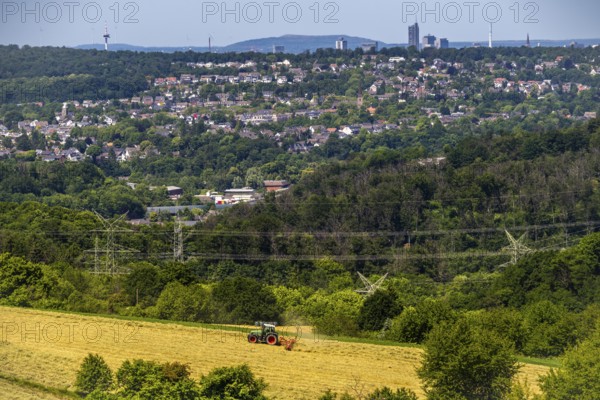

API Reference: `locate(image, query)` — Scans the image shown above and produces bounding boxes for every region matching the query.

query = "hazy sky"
[0,0,599,47]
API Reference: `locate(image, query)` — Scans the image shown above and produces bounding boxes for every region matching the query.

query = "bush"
[115,359,200,399]
[115,359,163,396]
[75,353,113,395]
[199,364,268,400]
[367,387,418,399]
[319,387,417,400]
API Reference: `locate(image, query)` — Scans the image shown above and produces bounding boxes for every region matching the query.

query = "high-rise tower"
[103,24,110,51]
[336,37,348,50]
[408,22,420,49]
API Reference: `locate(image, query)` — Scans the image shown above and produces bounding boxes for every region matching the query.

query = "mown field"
[0,306,550,399]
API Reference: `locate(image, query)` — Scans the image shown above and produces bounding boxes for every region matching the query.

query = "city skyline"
[0,0,599,48]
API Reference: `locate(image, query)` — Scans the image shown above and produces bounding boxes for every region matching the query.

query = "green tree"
[0,253,43,306]
[304,289,364,336]
[124,262,165,307]
[311,257,352,292]
[86,144,103,163]
[357,289,399,331]
[418,318,520,400]
[75,353,113,395]
[211,277,281,324]
[154,282,211,322]
[540,324,600,399]
[386,299,456,344]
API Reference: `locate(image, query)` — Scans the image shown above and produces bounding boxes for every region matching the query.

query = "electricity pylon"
[88,211,131,275]
[356,272,388,296]
[501,229,532,266]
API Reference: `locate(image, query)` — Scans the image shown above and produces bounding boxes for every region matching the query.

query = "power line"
[85,212,135,275]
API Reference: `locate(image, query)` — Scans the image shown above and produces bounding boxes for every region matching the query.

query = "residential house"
[264,180,290,192]
[167,186,183,199]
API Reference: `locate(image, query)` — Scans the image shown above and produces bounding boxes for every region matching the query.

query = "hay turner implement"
[278,336,297,351]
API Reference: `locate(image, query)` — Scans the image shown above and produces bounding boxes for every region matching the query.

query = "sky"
[0,0,599,47]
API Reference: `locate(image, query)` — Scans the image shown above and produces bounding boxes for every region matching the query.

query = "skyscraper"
[435,38,449,49]
[408,23,419,49]
[361,42,378,52]
[422,34,436,49]
[336,37,348,50]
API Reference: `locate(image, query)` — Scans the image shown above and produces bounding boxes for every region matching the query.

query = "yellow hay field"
[0,379,71,400]
[0,307,549,399]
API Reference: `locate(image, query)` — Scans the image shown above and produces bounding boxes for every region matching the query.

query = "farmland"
[0,306,550,399]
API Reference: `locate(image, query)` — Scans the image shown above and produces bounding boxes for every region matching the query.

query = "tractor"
[247,322,280,345]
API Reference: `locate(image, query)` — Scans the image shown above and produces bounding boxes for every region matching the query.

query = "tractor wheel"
[266,334,278,345]
[248,334,258,344]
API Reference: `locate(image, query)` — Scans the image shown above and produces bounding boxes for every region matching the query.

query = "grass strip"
[0,372,79,399]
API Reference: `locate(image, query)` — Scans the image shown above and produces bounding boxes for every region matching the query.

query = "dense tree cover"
[1,44,598,82]
[186,119,600,282]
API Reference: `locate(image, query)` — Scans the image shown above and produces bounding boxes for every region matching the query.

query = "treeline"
[0,74,149,104]
[1,44,598,81]
[2,230,600,358]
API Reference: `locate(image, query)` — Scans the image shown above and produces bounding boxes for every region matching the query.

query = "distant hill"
[75,35,600,54]
[220,34,394,53]
[76,34,394,54]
